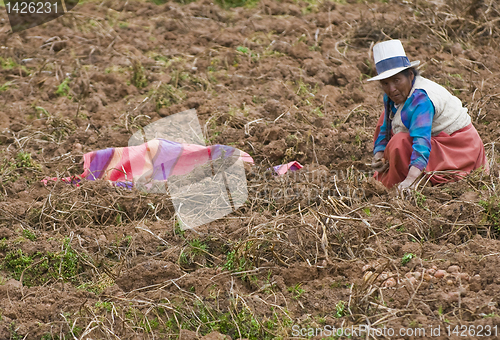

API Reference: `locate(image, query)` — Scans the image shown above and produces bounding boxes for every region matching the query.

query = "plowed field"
[1,0,500,339]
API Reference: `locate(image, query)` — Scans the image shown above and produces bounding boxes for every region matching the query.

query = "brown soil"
[1,0,500,339]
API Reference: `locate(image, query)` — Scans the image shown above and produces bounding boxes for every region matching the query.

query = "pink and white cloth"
[42,139,302,187]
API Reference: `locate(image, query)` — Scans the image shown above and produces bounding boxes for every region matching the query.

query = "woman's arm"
[398,166,422,189]
[373,95,392,155]
[400,90,435,188]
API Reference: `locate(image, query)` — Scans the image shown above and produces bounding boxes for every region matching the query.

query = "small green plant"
[299,0,324,14]
[287,283,305,300]
[95,301,113,312]
[408,320,421,328]
[9,322,23,340]
[63,314,83,338]
[0,238,7,251]
[329,280,346,289]
[311,107,323,117]
[215,0,259,9]
[252,95,266,104]
[104,65,123,74]
[223,249,246,272]
[22,229,37,241]
[191,300,271,338]
[55,77,72,98]
[362,207,371,216]
[414,191,427,208]
[58,238,81,280]
[16,151,38,169]
[131,59,148,88]
[34,106,50,118]
[401,253,416,265]
[2,249,33,278]
[154,84,185,109]
[114,204,124,225]
[0,57,17,70]
[174,221,185,237]
[0,81,13,92]
[316,316,326,324]
[115,235,132,247]
[295,79,317,99]
[334,300,347,318]
[188,239,208,256]
[236,46,249,54]
[355,134,362,147]
[180,239,209,266]
[1,238,83,286]
[479,196,500,232]
[141,317,160,333]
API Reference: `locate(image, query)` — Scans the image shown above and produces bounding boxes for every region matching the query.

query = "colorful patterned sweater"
[373,89,435,171]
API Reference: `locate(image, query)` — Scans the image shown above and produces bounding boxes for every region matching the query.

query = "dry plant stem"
[135,225,169,246]
[405,269,426,309]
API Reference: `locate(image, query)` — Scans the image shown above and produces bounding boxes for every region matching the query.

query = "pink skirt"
[373,112,489,188]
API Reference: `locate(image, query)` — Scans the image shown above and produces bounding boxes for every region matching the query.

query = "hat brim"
[366,61,420,82]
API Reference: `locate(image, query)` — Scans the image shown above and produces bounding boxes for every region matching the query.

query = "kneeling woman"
[368,40,489,190]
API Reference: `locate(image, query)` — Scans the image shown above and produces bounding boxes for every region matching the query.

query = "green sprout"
[401,253,416,265]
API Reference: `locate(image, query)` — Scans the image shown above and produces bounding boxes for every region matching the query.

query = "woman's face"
[380,71,415,104]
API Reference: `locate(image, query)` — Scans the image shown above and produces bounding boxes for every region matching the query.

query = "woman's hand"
[397,166,423,197]
[372,151,389,173]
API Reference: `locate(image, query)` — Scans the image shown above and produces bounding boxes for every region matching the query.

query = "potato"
[434,270,446,279]
[383,278,397,288]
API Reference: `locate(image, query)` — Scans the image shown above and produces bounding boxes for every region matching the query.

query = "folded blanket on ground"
[82,139,253,182]
[42,139,302,187]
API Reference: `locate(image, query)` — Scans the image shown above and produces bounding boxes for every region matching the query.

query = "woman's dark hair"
[401,67,419,78]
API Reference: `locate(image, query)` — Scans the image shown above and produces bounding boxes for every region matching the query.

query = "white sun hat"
[367,40,420,82]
